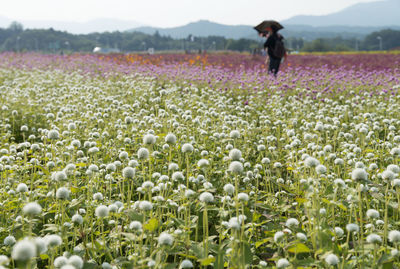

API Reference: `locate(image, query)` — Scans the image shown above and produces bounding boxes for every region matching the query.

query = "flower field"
[0,52,400,268]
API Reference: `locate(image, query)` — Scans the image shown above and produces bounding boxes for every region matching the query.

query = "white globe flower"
[172,171,184,181]
[122,167,135,179]
[179,259,194,268]
[325,254,339,266]
[48,130,60,140]
[16,183,29,193]
[165,133,177,144]
[11,239,37,262]
[285,218,299,228]
[304,157,320,168]
[366,233,382,244]
[199,192,214,203]
[223,183,235,195]
[351,168,368,181]
[119,151,129,160]
[137,148,150,160]
[158,232,174,246]
[229,161,243,174]
[388,230,400,243]
[4,235,16,246]
[95,205,109,218]
[382,170,395,181]
[366,209,380,219]
[68,255,83,269]
[45,234,62,248]
[71,214,83,225]
[182,143,194,153]
[56,187,70,200]
[296,233,307,241]
[229,149,242,161]
[139,201,153,211]
[143,134,156,145]
[334,227,344,237]
[315,164,327,175]
[23,202,42,216]
[129,221,142,231]
[237,192,249,202]
[197,159,209,168]
[274,231,284,243]
[346,223,359,233]
[276,258,290,268]
[54,256,68,268]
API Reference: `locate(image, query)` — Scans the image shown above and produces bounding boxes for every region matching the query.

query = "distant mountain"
[0,16,144,34]
[129,20,400,41]
[128,0,400,40]
[282,0,400,27]
[131,20,254,39]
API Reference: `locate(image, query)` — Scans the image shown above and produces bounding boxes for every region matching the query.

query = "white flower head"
[325,254,339,266]
[304,157,320,168]
[346,223,359,233]
[274,231,284,243]
[389,230,400,243]
[229,161,243,174]
[229,149,242,161]
[56,187,70,200]
[11,239,37,262]
[199,192,214,203]
[276,258,290,268]
[48,130,60,140]
[137,148,149,160]
[237,192,249,202]
[158,232,174,246]
[68,255,83,269]
[165,133,177,144]
[223,183,235,195]
[180,259,194,268]
[366,209,380,219]
[285,218,299,228]
[182,143,194,153]
[366,233,382,244]
[351,168,368,181]
[129,221,142,231]
[95,205,109,218]
[139,201,153,211]
[122,167,135,179]
[143,134,156,145]
[23,202,42,216]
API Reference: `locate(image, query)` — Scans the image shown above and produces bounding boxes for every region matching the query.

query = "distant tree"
[363,29,400,50]
[8,21,23,32]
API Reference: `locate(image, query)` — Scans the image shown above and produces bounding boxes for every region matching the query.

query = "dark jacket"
[264,33,283,59]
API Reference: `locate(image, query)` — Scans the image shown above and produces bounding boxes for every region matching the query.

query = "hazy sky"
[1,0,378,27]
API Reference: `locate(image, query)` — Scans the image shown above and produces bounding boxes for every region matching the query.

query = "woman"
[262,25,285,76]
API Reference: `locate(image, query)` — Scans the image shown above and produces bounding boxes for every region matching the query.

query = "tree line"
[1,22,399,53]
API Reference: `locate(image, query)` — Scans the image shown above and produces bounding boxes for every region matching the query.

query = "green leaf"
[164,264,178,269]
[296,197,308,204]
[200,256,215,266]
[83,262,98,269]
[255,238,270,248]
[71,187,80,194]
[121,232,136,241]
[287,243,311,254]
[144,218,159,232]
[383,262,394,269]
[336,203,347,211]
[40,254,49,260]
